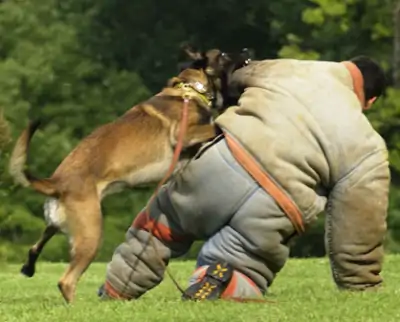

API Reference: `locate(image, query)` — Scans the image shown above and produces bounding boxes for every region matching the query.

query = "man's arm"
[325,149,390,290]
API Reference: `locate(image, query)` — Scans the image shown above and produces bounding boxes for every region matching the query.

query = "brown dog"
[8,46,252,303]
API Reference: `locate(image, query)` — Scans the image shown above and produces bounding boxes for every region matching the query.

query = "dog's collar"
[174,81,212,107]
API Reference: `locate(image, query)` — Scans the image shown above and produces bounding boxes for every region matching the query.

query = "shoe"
[182,261,234,301]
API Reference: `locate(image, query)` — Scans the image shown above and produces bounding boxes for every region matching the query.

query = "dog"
[8,45,252,303]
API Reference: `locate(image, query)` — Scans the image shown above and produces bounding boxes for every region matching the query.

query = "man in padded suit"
[98,55,389,301]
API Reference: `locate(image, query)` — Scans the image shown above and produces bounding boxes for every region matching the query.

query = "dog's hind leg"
[57,195,103,303]
[21,198,65,277]
[21,225,59,278]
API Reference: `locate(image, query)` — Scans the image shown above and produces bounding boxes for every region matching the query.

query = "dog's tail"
[8,120,58,197]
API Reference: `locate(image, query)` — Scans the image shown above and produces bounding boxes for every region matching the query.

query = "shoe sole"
[182,261,234,301]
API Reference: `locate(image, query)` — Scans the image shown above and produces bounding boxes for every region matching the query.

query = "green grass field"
[0,256,399,322]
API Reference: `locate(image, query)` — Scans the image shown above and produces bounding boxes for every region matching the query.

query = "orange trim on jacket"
[341,61,365,107]
[223,131,306,234]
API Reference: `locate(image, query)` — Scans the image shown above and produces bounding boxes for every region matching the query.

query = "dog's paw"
[20,263,35,278]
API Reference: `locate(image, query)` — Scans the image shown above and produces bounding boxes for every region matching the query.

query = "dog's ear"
[180,42,203,61]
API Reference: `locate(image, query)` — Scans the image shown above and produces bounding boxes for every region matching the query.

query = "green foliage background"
[0,0,399,263]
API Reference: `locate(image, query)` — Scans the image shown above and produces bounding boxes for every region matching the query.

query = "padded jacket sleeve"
[325,149,390,290]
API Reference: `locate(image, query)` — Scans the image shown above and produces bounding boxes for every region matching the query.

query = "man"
[99,56,390,301]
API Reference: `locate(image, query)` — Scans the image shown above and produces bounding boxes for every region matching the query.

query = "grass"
[0,256,400,322]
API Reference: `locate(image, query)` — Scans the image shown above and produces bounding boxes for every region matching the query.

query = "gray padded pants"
[102,136,295,299]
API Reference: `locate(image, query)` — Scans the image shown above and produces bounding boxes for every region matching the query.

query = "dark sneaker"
[182,261,234,301]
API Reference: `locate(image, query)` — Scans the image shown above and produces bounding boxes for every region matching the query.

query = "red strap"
[223,131,305,234]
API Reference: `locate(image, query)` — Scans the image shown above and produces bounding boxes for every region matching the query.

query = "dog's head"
[172,44,254,113]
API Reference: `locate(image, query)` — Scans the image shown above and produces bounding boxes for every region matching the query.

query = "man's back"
[216,59,388,226]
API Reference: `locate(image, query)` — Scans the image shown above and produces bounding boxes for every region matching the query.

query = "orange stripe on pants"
[104,281,130,300]
[131,210,190,243]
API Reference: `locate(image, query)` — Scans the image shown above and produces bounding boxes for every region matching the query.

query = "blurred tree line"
[0,0,400,262]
